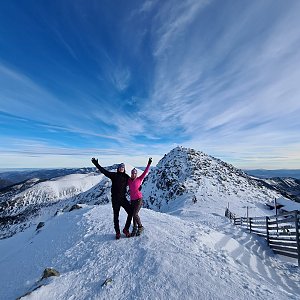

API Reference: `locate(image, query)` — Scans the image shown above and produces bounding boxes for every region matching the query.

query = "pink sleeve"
[138,163,151,181]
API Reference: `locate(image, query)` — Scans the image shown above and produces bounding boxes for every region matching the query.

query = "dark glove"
[91,157,98,165]
[148,157,152,165]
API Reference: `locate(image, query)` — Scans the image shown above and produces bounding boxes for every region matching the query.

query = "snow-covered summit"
[142,146,282,216]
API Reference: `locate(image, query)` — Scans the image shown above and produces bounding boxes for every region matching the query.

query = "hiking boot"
[122,228,131,238]
[116,233,121,240]
[131,227,137,237]
[136,226,144,236]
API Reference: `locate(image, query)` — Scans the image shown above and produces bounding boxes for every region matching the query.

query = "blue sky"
[1,0,300,169]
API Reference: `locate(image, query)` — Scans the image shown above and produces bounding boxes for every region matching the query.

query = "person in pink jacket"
[128,157,152,236]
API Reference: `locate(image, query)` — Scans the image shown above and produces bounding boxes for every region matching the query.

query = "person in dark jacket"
[91,158,132,239]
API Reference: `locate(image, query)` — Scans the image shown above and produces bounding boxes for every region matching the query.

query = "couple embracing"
[91,157,152,239]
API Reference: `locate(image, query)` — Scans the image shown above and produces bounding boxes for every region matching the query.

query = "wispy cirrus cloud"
[152,0,211,56]
[1,0,300,168]
[0,62,143,144]
[140,0,300,163]
[0,63,73,123]
[0,136,163,168]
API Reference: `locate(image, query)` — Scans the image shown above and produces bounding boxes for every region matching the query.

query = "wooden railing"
[225,208,300,266]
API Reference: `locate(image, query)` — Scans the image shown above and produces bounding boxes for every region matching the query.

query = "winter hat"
[118,163,125,169]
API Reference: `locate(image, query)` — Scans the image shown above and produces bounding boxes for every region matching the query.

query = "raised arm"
[91,158,113,179]
[138,158,152,181]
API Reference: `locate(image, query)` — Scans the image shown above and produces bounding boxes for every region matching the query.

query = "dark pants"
[112,197,133,233]
[131,198,143,228]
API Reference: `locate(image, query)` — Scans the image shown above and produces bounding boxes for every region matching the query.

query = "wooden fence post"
[247,206,249,230]
[266,216,270,246]
[295,211,300,267]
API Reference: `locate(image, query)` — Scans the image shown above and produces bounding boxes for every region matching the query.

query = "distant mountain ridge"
[0,167,95,190]
[261,177,300,203]
[0,147,297,239]
[244,169,300,179]
[0,172,109,239]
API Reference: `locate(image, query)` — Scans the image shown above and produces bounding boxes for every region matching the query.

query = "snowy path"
[0,204,299,300]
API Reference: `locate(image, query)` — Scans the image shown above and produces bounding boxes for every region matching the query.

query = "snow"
[1,204,299,300]
[1,147,300,299]
[277,197,300,211]
[6,173,103,212]
[0,172,113,239]
[141,147,291,218]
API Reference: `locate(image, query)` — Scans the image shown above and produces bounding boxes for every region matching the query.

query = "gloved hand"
[91,157,98,165]
[148,157,152,165]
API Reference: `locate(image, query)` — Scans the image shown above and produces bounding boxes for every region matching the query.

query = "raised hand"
[148,157,152,165]
[91,157,98,165]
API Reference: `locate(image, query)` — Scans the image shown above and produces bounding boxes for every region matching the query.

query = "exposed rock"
[69,204,82,212]
[16,268,60,299]
[101,277,113,287]
[41,268,60,280]
[36,222,45,230]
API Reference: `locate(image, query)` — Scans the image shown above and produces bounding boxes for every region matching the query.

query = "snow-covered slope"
[262,177,300,203]
[1,147,300,299]
[142,147,282,217]
[1,204,299,300]
[0,173,110,239]
[0,167,95,189]
[0,164,143,239]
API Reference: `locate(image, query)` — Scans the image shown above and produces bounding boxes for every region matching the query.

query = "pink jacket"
[128,164,151,201]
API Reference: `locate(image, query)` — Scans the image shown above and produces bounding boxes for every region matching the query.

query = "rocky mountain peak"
[142,147,281,213]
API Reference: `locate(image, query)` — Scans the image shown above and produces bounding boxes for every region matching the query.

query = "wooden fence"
[225,208,300,266]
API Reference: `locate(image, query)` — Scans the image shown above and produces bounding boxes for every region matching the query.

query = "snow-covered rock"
[142,147,284,216]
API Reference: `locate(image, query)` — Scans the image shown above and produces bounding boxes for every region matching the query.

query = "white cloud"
[141,1,300,161]
[152,0,211,56]
[0,136,164,168]
[0,63,72,124]
[139,1,155,13]
[110,67,131,91]
[2,1,300,169]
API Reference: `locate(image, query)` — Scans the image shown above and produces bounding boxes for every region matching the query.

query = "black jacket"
[95,163,129,202]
